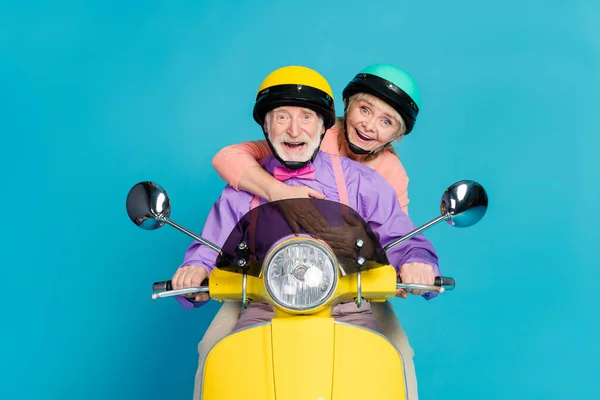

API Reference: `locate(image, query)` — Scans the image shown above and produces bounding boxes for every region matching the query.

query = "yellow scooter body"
[201,315,407,400]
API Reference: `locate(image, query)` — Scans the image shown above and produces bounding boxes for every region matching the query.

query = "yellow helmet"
[253,66,336,130]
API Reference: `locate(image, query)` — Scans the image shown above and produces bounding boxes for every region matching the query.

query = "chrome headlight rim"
[263,237,338,313]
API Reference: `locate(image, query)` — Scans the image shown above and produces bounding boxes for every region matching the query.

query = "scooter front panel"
[331,321,407,399]
[202,323,276,400]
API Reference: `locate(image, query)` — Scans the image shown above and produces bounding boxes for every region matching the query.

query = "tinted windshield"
[215,199,386,276]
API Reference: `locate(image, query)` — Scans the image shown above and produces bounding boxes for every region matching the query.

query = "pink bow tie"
[273,165,317,181]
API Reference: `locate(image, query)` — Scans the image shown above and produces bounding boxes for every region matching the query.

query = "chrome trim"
[151,286,208,300]
[396,283,445,293]
[263,239,338,312]
[355,269,362,308]
[241,272,248,309]
[163,218,222,256]
[383,215,445,254]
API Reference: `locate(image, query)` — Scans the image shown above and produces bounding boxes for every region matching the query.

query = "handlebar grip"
[434,276,455,290]
[152,280,173,291]
[152,278,209,292]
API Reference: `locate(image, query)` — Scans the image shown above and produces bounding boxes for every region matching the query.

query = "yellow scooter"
[126,180,488,400]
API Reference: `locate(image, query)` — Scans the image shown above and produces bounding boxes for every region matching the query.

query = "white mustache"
[274,133,312,144]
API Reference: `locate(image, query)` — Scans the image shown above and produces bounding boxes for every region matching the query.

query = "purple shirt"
[177,152,440,309]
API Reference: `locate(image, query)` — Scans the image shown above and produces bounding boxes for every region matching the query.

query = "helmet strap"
[343,119,387,156]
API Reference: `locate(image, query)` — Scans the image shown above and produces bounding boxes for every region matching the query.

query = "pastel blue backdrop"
[2,1,598,399]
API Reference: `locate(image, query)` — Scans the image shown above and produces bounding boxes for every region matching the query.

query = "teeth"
[356,130,372,141]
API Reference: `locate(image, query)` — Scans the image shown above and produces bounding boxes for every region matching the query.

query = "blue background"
[1,1,598,398]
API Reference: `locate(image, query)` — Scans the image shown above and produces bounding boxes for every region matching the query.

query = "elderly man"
[171,66,439,400]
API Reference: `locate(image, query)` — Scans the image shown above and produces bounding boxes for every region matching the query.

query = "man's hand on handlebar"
[171,265,210,302]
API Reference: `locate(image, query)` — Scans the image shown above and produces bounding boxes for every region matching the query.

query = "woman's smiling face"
[345,93,405,152]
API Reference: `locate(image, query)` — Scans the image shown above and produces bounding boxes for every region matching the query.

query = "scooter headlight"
[263,239,337,312]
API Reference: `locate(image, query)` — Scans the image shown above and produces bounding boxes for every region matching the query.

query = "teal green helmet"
[342,63,421,134]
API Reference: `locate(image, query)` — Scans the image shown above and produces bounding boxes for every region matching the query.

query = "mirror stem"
[163,218,223,256]
[383,214,448,255]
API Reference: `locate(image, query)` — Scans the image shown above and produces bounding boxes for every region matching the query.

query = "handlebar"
[150,275,455,300]
[150,279,209,300]
[396,276,455,293]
